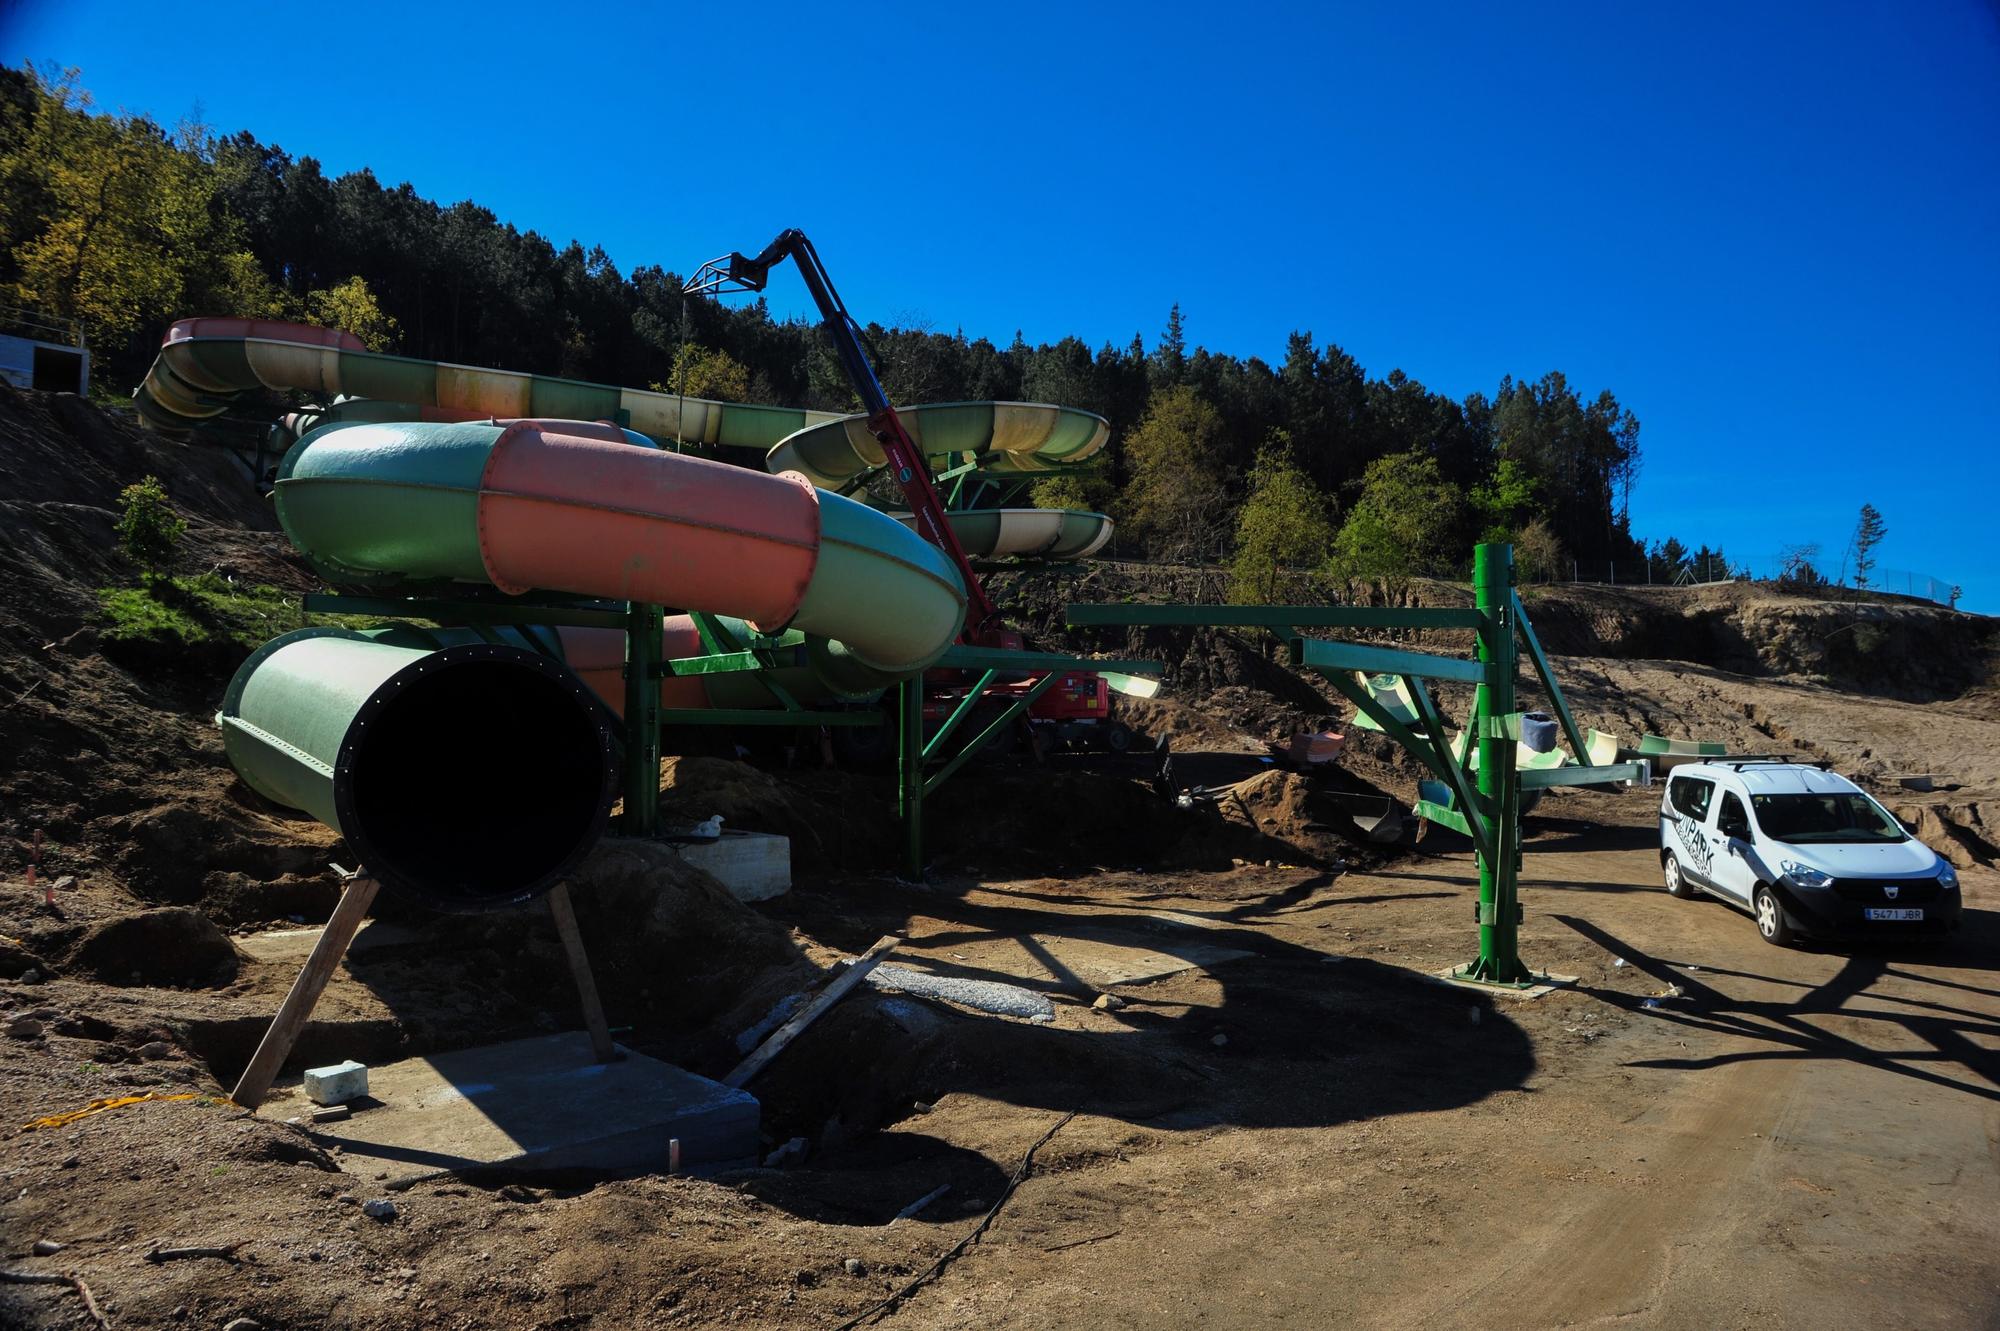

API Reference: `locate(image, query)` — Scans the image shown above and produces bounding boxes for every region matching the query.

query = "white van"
[1658,761,1960,945]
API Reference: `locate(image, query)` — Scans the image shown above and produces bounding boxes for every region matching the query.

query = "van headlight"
[1780,861,1833,888]
[1938,862,1959,890]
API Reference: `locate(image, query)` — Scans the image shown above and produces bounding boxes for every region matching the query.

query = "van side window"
[1669,776,1714,820]
[1717,792,1751,838]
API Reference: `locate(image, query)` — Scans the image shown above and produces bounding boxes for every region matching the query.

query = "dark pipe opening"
[337,648,614,912]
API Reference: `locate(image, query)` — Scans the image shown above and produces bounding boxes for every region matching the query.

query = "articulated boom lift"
[687,230,1125,750]
[685,229,1004,641]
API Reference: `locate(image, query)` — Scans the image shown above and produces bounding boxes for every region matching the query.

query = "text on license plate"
[1865,907,1924,921]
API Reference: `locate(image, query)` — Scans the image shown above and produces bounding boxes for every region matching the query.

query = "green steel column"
[624,602,663,835]
[1460,543,1533,984]
[899,676,924,878]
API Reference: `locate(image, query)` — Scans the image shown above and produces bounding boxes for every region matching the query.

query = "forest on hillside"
[0,65,1729,590]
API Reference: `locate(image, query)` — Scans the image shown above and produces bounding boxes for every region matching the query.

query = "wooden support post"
[545,882,615,1063]
[724,935,900,1089]
[898,678,924,879]
[230,873,381,1110]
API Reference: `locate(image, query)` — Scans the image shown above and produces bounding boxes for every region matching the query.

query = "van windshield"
[1750,792,1906,845]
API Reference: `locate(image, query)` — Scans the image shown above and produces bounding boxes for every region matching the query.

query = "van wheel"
[1753,884,1794,946]
[1662,852,1697,899]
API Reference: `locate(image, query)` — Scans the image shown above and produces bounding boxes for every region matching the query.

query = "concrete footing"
[263,1031,759,1175]
[672,830,791,902]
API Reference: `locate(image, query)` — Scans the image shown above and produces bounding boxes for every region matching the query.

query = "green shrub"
[115,475,186,572]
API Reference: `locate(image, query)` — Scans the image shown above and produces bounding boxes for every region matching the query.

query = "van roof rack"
[1719,757,1835,771]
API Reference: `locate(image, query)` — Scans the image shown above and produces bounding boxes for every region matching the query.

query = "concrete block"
[673,830,790,902]
[304,1060,369,1105]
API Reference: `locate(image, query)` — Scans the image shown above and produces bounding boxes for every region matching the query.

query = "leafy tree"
[1470,457,1543,542]
[115,474,185,572]
[1327,450,1467,579]
[305,275,398,351]
[1851,503,1887,589]
[658,342,751,402]
[1512,517,1565,584]
[1029,470,1115,514]
[1119,384,1233,562]
[1229,433,1334,603]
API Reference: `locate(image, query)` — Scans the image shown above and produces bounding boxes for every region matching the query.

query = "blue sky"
[7,1,1997,609]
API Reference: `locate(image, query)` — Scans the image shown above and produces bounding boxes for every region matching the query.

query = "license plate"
[1865,907,1924,921]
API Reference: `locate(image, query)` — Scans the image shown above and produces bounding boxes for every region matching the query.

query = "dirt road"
[817,793,2000,1330]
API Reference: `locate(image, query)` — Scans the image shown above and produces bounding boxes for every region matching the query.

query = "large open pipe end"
[222,633,616,912]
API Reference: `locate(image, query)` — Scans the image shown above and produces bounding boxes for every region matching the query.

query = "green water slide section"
[218,628,616,911]
[135,321,843,449]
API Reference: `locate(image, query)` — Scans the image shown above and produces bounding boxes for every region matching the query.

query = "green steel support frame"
[1065,541,1644,990]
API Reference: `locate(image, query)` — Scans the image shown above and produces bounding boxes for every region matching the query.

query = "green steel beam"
[1521,761,1650,789]
[663,650,770,677]
[1293,638,1485,684]
[303,592,629,630]
[923,669,1000,760]
[935,645,1160,675]
[921,670,1063,800]
[656,708,881,727]
[1066,603,1485,631]
[1414,800,1472,838]
[1512,590,1593,768]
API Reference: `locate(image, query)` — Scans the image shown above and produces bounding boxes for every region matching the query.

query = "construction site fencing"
[1533,554,1961,606]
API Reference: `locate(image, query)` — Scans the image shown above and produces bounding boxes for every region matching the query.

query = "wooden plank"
[723,935,901,1089]
[546,882,615,1063]
[230,873,381,1110]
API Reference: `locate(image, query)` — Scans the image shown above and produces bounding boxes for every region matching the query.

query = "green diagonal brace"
[1413,800,1472,838]
[1322,670,1492,860]
[921,670,1063,798]
[1512,590,1592,766]
[1405,677,1494,848]
[924,670,1000,760]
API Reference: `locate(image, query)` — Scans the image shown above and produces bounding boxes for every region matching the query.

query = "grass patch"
[99,573,301,651]
[99,574,438,655]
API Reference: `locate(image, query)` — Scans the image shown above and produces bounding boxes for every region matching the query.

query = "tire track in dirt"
[1384,1050,1801,1328]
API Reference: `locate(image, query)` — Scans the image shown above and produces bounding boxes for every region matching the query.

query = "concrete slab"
[261,1032,758,1175]
[1432,967,1579,999]
[671,830,791,902]
[236,918,425,965]
[1025,932,1253,987]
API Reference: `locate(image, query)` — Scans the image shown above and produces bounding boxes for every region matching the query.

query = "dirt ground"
[3,387,1997,1329]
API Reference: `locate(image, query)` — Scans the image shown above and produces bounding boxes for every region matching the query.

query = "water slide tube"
[134,319,1117,560]
[217,414,966,907]
[219,630,618,912]
[767,402,1116,559]
[135,318,846,449]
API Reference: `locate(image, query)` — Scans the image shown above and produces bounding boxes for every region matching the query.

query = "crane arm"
[686,230,1002,636]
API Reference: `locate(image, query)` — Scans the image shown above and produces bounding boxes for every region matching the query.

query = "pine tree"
[1852,503,1887,589]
